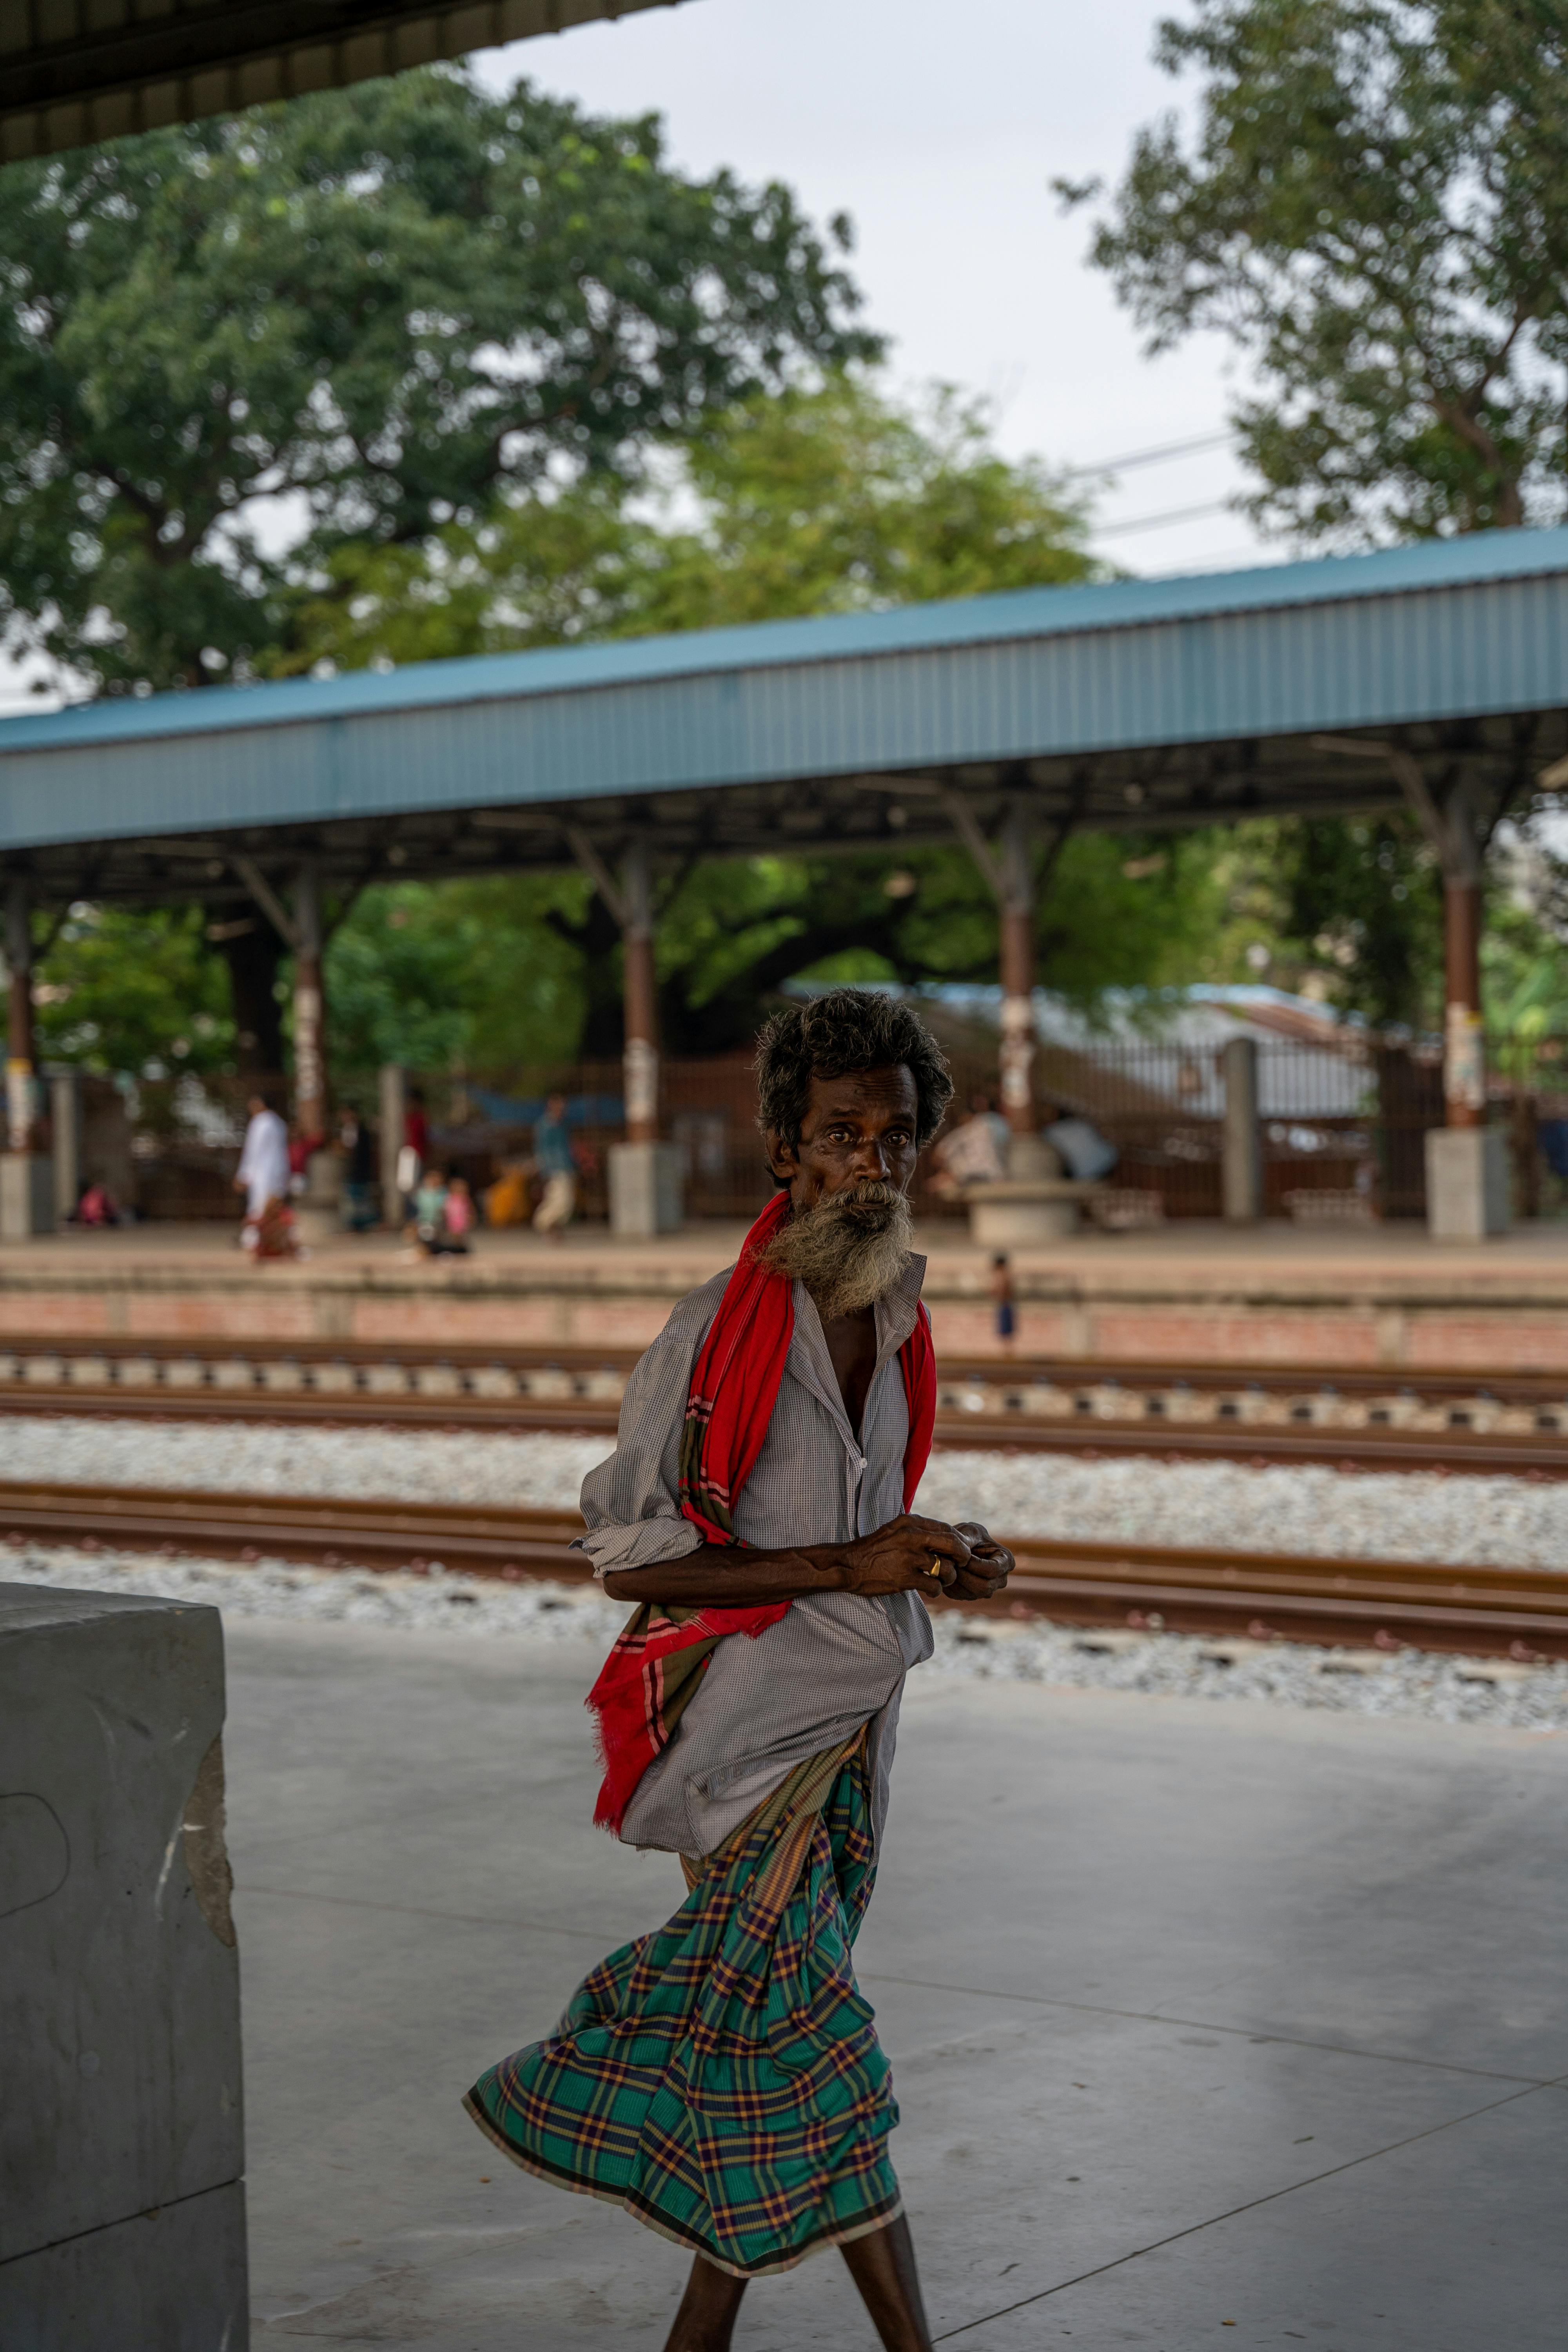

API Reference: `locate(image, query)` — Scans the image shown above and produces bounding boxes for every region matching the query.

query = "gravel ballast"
[6,1414,1568,1572]
[5,1540,1565,1733]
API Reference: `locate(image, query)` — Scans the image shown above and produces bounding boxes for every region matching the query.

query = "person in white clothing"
[234,1093,290,1223]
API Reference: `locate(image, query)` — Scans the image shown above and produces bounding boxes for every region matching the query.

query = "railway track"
[4,1476,1565,1661]
[2,1336,1566,1477]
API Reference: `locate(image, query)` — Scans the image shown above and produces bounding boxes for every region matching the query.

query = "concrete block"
[608,1140,683,1236]
[1425,1125,1510,1241]
[967,1180,1093,1245]
[0,2181,247,2352]
[0,1152,56,1239]
[0,1583,246,2346]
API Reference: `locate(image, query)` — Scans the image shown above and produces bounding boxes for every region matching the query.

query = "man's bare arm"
[601,1514,978,1607]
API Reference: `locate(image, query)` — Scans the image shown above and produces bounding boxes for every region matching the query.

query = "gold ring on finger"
[927,1554,945,1579]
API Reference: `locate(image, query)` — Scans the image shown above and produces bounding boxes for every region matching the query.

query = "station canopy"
[1,529,1566,919]
[0,0,686,163]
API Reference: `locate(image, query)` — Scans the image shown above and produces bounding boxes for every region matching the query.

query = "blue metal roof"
[2,526,1567,866]
[5,523,1568,757]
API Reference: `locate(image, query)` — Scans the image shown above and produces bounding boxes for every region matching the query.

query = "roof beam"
[0,0,689,163]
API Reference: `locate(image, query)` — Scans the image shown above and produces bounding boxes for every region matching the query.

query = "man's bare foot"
[840,2213,934,2352]
[662,2253,747,2351]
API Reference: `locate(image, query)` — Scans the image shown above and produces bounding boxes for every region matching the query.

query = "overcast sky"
[476,0,1275,577]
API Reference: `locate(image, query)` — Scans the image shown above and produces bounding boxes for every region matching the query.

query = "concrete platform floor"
[11,1214,1568,1274]
[230,1622,1568,2350]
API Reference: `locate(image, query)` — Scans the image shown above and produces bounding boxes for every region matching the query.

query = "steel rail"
[2,1479,1564,1660]
[1,1372,1564,1476]
[4,1333,1568,1399]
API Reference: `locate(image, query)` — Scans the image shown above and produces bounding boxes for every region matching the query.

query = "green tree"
[318,826,1227,1072]
[1059,0,1568,543]
[277,373,1097,672]
[1273,813,1445,1026]
[305,374,1122,1061]
[29,905,234,1078]
[0,66,875,695]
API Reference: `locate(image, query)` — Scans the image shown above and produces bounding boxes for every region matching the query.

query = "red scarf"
[586,1191,936,1833]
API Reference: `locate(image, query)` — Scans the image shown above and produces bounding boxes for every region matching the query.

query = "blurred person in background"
[531,1091,577,1239]
[930,1088,1009,1196]
[990,1252,1016,1352]
[1039,1101,1118,1183]
[234,1091,289,1243]
[483,1158,532,1227]
[339,1102,377,1230]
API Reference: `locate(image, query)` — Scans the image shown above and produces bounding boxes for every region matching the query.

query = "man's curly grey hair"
[754,989,955,1153]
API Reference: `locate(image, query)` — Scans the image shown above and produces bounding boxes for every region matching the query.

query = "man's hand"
[836,1514,975,1597]
[946,1522,1015,1602]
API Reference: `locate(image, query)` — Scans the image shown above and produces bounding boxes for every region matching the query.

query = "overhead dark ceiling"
[0,0,686,162]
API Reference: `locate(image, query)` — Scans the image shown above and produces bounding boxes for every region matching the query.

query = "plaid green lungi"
[463,1729,902,2278]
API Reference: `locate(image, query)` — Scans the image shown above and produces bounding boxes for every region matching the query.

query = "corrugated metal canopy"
[0,0,685,163]
[2,528,1566,915]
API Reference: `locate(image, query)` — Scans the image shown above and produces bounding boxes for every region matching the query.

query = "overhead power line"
[1067,428,1234,479]
[1094,497,1234,539]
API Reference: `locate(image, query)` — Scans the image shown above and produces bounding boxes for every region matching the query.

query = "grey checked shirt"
[579,1254,935,1857]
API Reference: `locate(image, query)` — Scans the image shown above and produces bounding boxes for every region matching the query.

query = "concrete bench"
[0,1584,247,2350]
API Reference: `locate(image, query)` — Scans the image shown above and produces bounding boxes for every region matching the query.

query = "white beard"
[759,1180,916,1321]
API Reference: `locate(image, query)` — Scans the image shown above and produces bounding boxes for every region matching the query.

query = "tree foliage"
[0,66,875,693]
[320,828,1229,1080]
[1060,0,1568,543]
[29,904,234,1076]
[301,374,1126,1066]
[276,374,1096,673]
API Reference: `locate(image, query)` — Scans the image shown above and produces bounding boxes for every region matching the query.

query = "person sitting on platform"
[929,1087,1009,1196]
[1038,1100,1118,1183]
[465,987,1015,2352]
[70,1179,121,1227]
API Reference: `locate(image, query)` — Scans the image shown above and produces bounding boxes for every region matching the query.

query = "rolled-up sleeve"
[575,1273,726,1578]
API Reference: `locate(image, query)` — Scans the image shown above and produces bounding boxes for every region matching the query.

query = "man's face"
[766,1065,920,1212]
[546,1094,565,1118]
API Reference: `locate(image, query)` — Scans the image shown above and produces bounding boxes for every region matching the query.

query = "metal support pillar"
[1441,858,1484,1129]
[5,880,37,1152]
[996,806,1036,1141]
[621,839,659,1147]
[48,1066,81,1224]
[292,860,326,1145]
[942,791,1061,1180]
[2,882,54,1236]
[1309,740,1508,1239]
[564,828,681,1234]
[1221,1035,1263,1221]
[1393,766,1504,1234]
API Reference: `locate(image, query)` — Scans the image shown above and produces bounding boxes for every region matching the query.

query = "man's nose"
[850,1135,892,1180]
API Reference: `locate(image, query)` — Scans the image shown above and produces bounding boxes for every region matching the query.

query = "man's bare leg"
[840,2214,934,2352]
[662,2254,747,2352]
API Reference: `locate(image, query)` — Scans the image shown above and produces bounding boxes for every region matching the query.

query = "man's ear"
[764,1129,797,1185]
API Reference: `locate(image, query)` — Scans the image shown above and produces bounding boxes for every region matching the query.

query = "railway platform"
[232,1614,1567,2348]
[5,1216,1568,1369]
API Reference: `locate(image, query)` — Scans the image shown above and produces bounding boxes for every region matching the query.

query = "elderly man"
[466,991,1013,2350]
